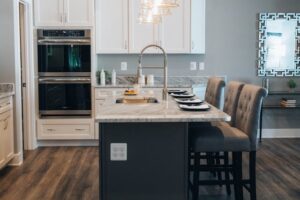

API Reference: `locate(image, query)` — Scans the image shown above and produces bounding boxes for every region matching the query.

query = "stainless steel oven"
[37,29,91,77]
[37,29,92,117]
[38,77,91,116]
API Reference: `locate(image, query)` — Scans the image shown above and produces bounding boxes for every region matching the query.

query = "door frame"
[14,0,37,153]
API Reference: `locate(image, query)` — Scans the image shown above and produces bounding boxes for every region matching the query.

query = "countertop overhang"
[95,89,231,123]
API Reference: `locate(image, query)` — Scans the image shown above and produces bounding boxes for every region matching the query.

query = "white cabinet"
[0,97,14,170]
[37,118,95,140]
[95,0,205,54]
[191,0,206,54]
[34,0,64,26]
[34,0,94,27]
[160,0,191,53]
[96,0,129,53]
[64,0,94,26]
[129,0,159,53]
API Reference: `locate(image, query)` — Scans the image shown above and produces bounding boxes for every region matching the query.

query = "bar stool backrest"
[235,84,267,150]
[223,81,245,127]
[205,77,226,109]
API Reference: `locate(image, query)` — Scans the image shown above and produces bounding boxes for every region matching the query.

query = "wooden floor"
[0,139,299,200]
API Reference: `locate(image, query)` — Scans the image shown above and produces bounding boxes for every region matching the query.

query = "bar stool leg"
[193,152,200,200]
[233,152,243,200]
[250,151,257,200]
[224,152,231,195]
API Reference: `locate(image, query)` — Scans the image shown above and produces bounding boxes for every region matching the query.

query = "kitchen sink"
[116,97,159,104]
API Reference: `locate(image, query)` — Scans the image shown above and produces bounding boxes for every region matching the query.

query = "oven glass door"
[39,82,91,116]
[38,44,91,76]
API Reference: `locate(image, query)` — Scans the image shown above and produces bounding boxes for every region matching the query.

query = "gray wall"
[0,0,16,82]
[97,0,300,129]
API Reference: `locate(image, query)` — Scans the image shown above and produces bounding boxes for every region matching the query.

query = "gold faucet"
[137,44,168,100]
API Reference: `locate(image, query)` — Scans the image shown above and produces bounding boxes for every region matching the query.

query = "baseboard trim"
[37,140,99,147]
[8,152,23,166]
[261,129,300,138]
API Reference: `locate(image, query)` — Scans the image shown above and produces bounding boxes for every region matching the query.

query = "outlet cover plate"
[190,62,197,71]
[199,62,205,70]
[121,62,127,71]
[110,143,127,161]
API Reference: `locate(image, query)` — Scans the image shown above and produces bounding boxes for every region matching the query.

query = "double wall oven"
[38,30,91,117]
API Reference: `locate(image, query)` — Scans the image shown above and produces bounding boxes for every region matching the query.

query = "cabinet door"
[160,0,190,53]
[129,0,158,53]
[4,112,14,161]
[96,0,129,53]
[191,0,205,54]
[34,0,64,27]
[64,0,94,26]
[0,120,5,168]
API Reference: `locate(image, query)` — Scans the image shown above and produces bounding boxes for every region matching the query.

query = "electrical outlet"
[121,62,127,71]
[190,62,197,71]
[110,143,127,161]
[199,62,205,71]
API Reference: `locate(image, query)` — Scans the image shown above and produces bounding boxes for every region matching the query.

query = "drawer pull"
[75,128,85,131]
[3,118,9,130]
[47,128,56,131]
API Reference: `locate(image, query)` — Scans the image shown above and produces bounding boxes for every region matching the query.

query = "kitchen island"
[95,89,230,200]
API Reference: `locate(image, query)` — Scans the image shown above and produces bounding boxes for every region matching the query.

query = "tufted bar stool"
[205,77,226,109]
[190,84,267,200]
[189,77,226,185]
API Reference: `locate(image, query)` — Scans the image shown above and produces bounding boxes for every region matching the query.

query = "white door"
[160,0,190,53]
[129,0,158,53]
[96,0,128,53]
[64,0,94,26]
[34,0,64,26]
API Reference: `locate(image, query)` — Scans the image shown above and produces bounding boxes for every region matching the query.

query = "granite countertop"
[0,84,14,99]
[95,89,231,123]
[0,92,15,99]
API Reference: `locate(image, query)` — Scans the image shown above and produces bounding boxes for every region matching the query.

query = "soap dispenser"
[112,69,116,86]
[100,69,106,86]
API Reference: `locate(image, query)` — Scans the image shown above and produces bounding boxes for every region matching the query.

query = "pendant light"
[141,0,179,8]
[138,0,179,24]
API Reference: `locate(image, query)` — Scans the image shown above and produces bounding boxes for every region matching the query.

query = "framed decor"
[258,13,300,76]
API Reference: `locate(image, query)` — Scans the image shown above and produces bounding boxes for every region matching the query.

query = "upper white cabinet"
[34,0,63,26]
[64,0,94,26]
[96,0,129,53]
[95,0,205,54]
[191,0,205,54]
[160,0,191,53]
[34,0,94,27]
[128,0,159,54]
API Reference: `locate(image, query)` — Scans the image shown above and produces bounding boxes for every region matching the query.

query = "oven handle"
[38,39,90,45]
[39,77,91,84]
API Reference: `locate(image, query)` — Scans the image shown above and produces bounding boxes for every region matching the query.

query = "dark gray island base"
[100,122,189,200]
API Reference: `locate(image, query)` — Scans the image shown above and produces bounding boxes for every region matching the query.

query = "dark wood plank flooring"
[0,139,299,200]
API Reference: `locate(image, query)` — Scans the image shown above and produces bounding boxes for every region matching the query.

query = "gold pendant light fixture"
[138,0,179,24]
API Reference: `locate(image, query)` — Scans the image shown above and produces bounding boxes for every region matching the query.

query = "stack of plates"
[178,104,210,111]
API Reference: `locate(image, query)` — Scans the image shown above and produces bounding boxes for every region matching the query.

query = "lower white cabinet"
[0,97,14,170]
[37,118,94,140]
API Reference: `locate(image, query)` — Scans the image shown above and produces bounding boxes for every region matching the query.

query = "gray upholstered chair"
[190,84,267,200]
[205,77,226,109]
